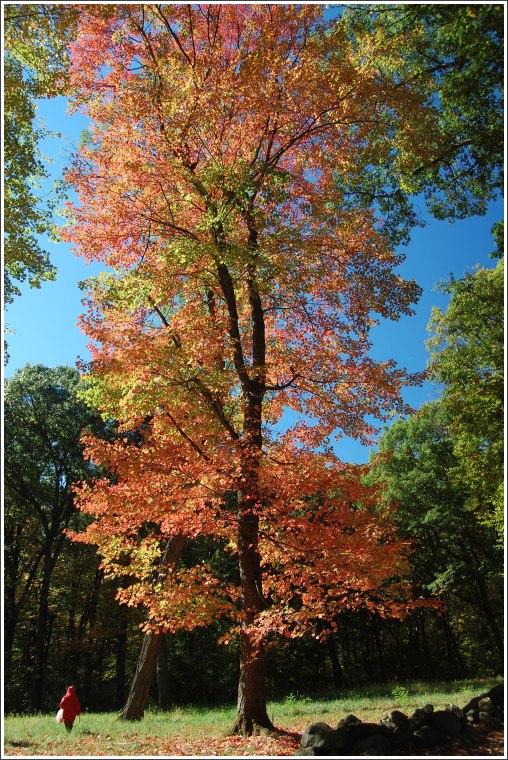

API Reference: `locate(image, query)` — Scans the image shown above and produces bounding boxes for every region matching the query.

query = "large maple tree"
[63,4,448,733]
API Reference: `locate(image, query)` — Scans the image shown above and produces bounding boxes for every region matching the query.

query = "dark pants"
[64,722,73,732]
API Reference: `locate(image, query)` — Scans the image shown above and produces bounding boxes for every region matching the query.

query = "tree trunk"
[217,238,272,734]
[31,567,50,711]
[231,629,272,735]
[327,633,344,691]
[118,633,163,720]
[31,535,64,711]
[4,614,16,689]
[156,633,171,710]
[117,535,184,720]
[475,574,504,667]
[440,611,467,677]
[230,505,274,734]
[371,616,387,684]
[465,532,504,668]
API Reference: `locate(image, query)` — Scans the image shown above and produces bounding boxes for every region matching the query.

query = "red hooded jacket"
[59,686,81,723]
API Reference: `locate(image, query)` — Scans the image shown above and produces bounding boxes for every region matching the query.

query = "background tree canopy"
[340,3,504,244]
[427,245,504,541]
[3,4,78,307]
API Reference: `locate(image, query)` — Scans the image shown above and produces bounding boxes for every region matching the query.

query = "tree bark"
[117,633,163,720]
[117,535,184,720]
[230,426,274,734]
[474,573,504,667]
[371,616,387,684]
[215,226,273,734]
[463,532,504,667]
[440,611,467,677]
[327,633,344,691]
[232,628,272,735]
[31,533,64,711]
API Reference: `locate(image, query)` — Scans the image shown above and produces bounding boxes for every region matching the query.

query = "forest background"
[3,0,504,728]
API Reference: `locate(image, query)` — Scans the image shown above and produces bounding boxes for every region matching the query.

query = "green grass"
[3,678,501,757]
[270,677,499,722]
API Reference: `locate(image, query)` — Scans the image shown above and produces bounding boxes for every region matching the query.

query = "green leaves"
[427,242,504,541]
[3,5,79,310]
[339,4,503,244]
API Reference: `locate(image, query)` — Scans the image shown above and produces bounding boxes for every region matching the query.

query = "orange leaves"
[62,6,443,650]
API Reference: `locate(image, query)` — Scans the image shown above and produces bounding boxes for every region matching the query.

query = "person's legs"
[65,722,73,732]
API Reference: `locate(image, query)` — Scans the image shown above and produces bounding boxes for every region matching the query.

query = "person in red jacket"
[59,685,81,732]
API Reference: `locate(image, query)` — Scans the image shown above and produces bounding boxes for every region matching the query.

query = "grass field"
[3,678,501,756]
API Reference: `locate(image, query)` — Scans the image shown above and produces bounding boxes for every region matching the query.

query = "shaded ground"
[397,723,505,757]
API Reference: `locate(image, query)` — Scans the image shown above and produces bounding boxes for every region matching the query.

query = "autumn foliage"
[62,4,443,732]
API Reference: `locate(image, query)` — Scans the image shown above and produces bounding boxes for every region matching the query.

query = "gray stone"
[389,709,409,726]
[463,696,481,715]
[478,696,502,716]
[337,714,361,729]
[379,717,397,731]
[300,722,346,752]
[350,734,394,756]
[486,683,504,709]
[464,683,504,715]
[477,698,504,729]
[428,709,463,738]
[409,704,434,729]
[413,724,444,748]
[377,717,412,745]
[446,703,465,719]
[391,722,414,746]
[298,686,503,758]
[462,684,504,716]
[478,711,503,730]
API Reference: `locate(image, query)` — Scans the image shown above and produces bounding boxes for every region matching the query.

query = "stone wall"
[296,683,504,756]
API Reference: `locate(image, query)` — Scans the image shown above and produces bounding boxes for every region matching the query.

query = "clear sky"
[4,95,504,464]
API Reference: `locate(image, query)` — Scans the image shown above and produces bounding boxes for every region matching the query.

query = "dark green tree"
[341,3,504,244]
[4,364,106,710]
[368,402,503,672]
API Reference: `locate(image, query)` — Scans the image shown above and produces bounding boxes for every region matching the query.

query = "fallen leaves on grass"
[4,723,504,756]
[4,728,301,757]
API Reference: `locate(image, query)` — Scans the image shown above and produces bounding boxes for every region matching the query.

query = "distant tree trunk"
[465,533,504,668]
[31,534,64,711]
[117,535,184,721]
[327,633,344,690]
[475,575,504,667]
[440,612,467,677]
[4,520,25,687]
[156,633,171,710]
[371,616,387,683]
[115,607,128,709]
[412,609,432,680]
[407,616,423,679]
[80,566,104,698]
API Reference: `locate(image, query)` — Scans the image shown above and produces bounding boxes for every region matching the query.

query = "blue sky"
[4,96,503,464]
